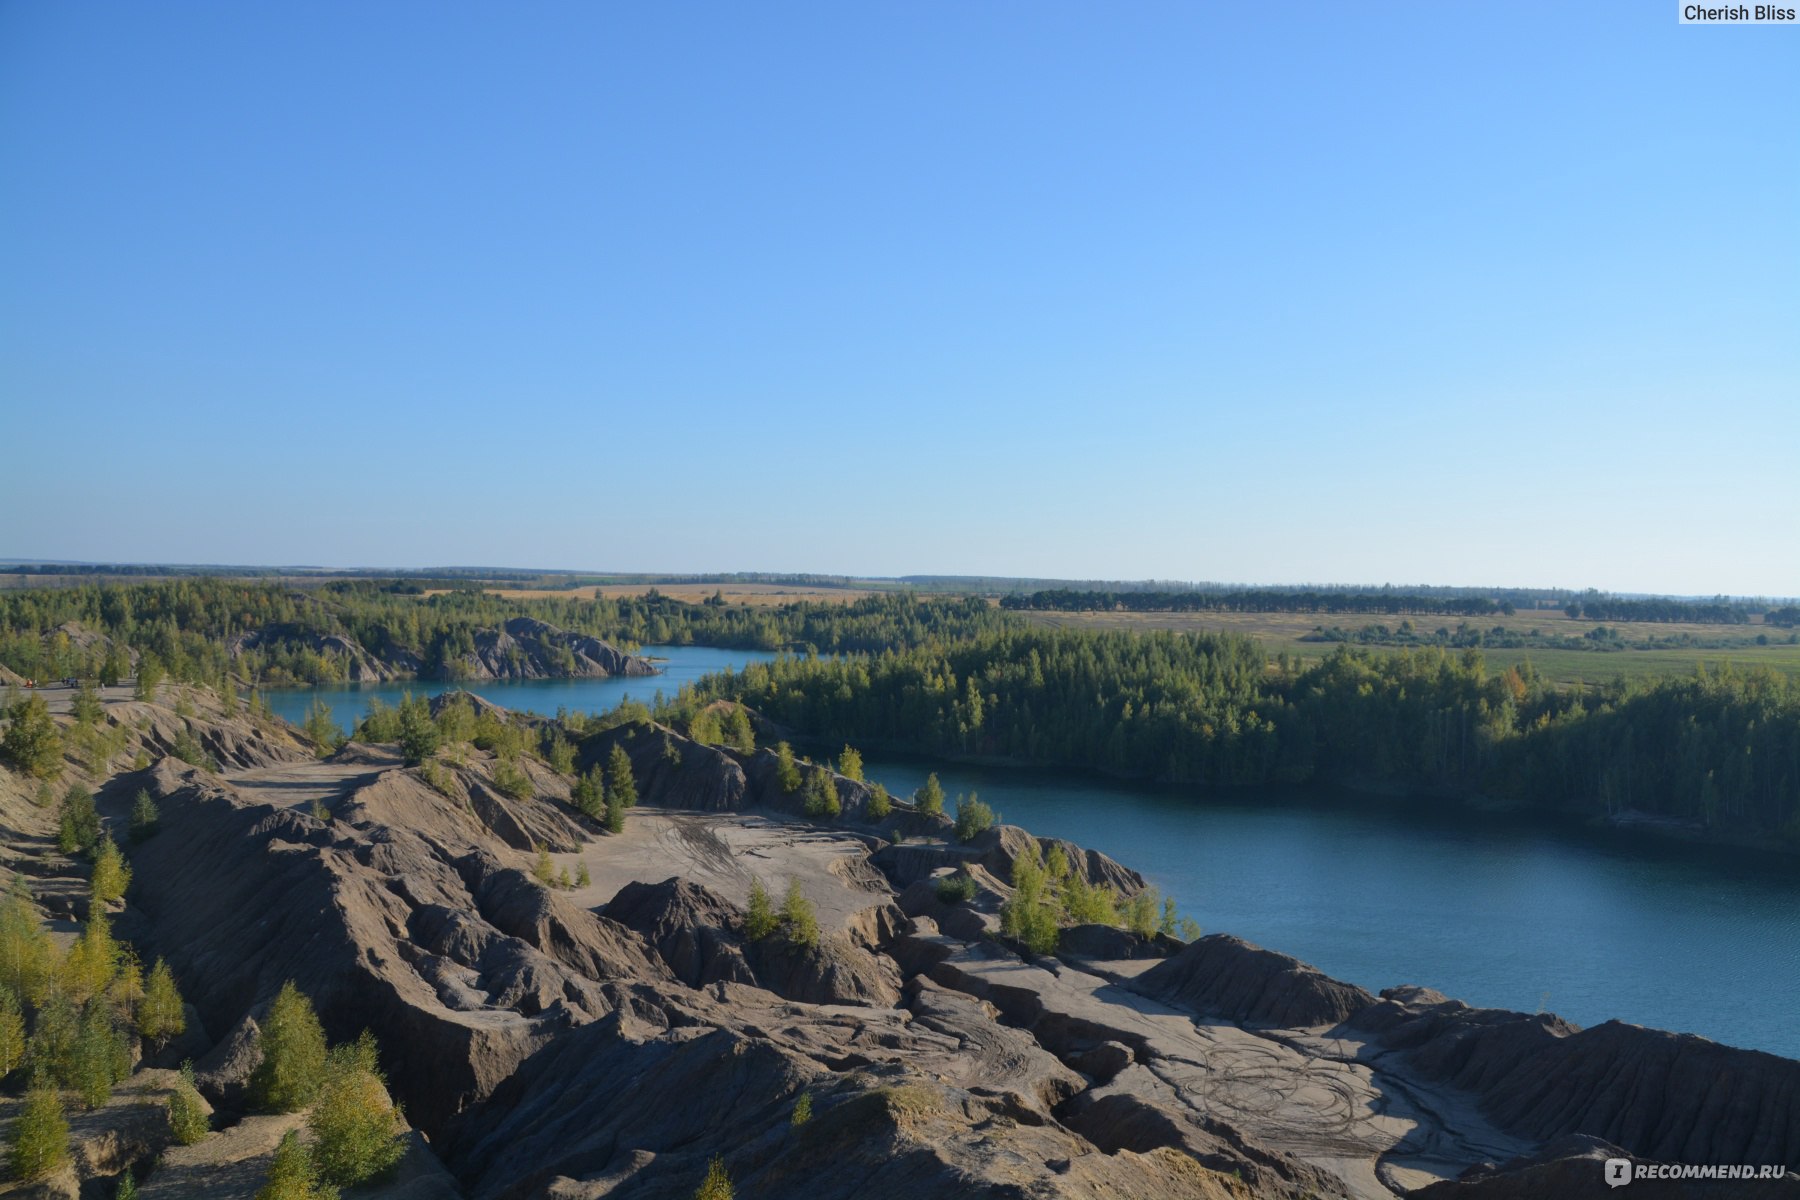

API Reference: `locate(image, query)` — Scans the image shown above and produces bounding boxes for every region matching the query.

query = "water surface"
[862,755,1800,1059]
[262,656,1799,1059]
[263,644,777,735]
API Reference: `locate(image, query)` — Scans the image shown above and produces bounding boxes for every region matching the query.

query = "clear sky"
[2,3,1795,595]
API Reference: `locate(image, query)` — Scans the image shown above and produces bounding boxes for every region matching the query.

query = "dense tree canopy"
[0,580,1004,685]
[5,576,1794,843]
[1563,595,1756,624]
[695,633,1800,840]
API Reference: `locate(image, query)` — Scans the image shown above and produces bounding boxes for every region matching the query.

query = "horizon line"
[1,559,1795,605]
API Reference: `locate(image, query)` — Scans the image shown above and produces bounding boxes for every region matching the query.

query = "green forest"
[4,578,1796,843]
[692,631,1800,841]
[0,580,1003,686]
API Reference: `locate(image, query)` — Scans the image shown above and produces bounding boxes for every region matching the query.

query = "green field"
[1019,608,1800,685]
[1475,643,1800,685]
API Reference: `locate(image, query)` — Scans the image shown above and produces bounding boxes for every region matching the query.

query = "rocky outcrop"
[462,857,669,986]
[604,878,757,988]
[192,1013,262,1110]
[1355,987,1800,1171]
[0,1069,198,1199]
[1056,921,1172,961]
[333,755,586,852]
[15,691,1796,1200]
[894,873,1002,942]
[230,623,411,681]
[1413,1134,1800,1198]
[1059,1070,1352,1200]
[605,877,902,1007]
[1130,934,1377,1028]
[746,928,903,1008]
[870,840,963,888]
[454,618,655,681]
[124,760,656,1130]
[146,710,311,772]
[1014,829,1148,895]
[1349,985,1576,1091]
[583,722,749,811]
[228,616,655,682]
[427,689,520,726]
[440,1003,1249,1200]
[461,773,585,852]
[90,688,314,772]
[871,823,1146,895]
[916,939,1354,1200]
[902,973,1088,1107]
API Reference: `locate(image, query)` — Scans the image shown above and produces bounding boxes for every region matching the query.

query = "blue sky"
[2,3,1794,594]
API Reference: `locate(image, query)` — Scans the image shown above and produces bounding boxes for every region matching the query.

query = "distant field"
[427,583,881,607]
[1474,643,1800,683]
[0,573,365,590]
[1020,609,1800,684]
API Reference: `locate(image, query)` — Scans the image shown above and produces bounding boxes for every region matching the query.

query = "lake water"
[262,651,1800,1060]
[862,755,1800,1060]
[262,644,778,735]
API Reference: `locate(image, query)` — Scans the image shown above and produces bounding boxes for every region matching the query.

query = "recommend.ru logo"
[1605,1158,1789,1186]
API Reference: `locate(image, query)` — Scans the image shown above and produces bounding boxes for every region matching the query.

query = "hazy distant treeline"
[1562,597,1757,624]
[1000,588,1518,617]
[1002,586,1793,626]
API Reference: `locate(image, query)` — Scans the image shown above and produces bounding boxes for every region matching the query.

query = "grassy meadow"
[1018,607,1800,685]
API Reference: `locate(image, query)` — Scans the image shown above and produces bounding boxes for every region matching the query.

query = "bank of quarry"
[0,683,1794,1198]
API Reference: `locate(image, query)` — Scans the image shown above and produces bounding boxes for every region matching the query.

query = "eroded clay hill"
[2,685,1796,1199]
[228,615,654,682]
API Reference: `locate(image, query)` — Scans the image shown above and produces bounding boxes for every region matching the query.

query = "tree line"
[1562,595,1763,624]
[0,579,1006,687]
[998,587,1796,626]
[1000,589,1519,616]
[693,631,1800,842]
[9,578,1796,841]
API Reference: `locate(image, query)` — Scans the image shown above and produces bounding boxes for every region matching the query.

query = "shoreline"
[233,670,1799,862]
[794,733,1800,861]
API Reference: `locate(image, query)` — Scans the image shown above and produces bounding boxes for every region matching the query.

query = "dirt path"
[24,681,136,715]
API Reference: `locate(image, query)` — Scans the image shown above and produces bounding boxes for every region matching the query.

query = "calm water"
[863,755,1800,1060]
[263,653,1799,1059]
[262,644,777,735]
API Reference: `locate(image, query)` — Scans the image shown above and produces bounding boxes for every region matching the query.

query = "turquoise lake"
[859,755,1800,1060]
[263,645,1800,1060]
[262,644,779,734]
